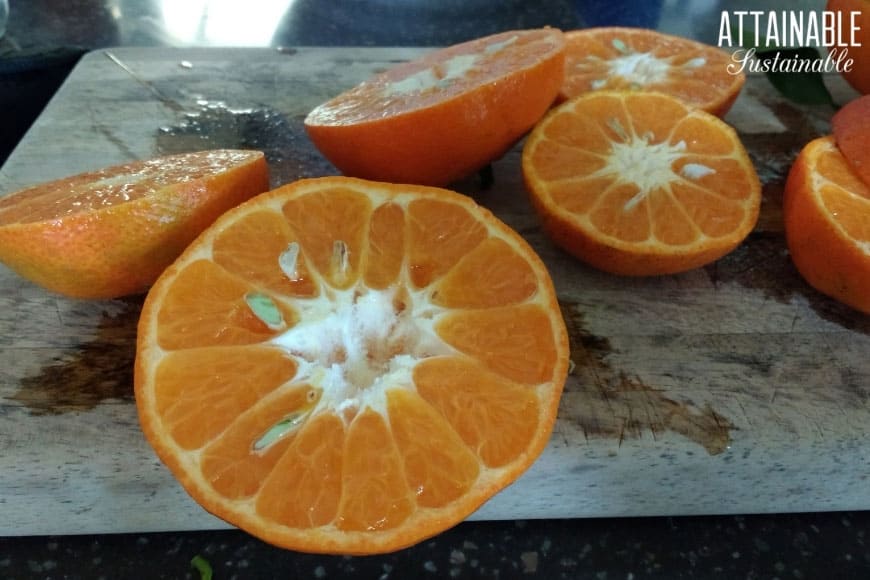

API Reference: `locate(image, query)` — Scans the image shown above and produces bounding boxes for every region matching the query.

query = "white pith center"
[602,130,699,211]
[384,35,519,95]
[585,41,707,89]
[608,52,671,86]
[270,284,452,418]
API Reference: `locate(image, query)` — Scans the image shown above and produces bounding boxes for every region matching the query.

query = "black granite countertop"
[3,512,870,579]
[3,1,870,579]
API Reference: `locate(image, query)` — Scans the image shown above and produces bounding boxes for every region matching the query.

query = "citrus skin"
[304,29,566,186]
[784,136,870,314]
[0,150,269,299]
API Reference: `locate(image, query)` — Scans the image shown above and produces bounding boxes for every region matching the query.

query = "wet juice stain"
[10,297,141,415]
[154,101,337,185]
[559,300,733,455]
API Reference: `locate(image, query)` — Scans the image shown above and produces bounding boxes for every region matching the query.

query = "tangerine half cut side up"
[522,91,761,276]
[134,176,570,554]
[304,28,566,187]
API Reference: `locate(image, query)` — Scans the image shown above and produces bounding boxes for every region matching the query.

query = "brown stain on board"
[10,298,140,415]
[560,301,732,455]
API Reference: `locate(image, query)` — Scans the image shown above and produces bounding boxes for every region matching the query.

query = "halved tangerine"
[784,136,870,313]
[522,90,761,276]
[304,28,566,186]
[134,176,570,554]
[559,27,745,117]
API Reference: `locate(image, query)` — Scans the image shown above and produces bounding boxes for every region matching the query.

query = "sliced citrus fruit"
[0,150,269,299]
[521,90,761,276]
[304,28,565,187]
[559,27,745,117]
[827,0,870,94]
[832,94,870,186]
[134,176,569,554]
[783,136,870,313]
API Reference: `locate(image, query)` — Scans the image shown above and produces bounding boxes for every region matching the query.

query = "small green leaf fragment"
[191,555,213,580]
[245,292,284,330]
[757,48,836,106]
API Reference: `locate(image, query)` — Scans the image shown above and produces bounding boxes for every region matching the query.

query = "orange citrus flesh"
[0,150,269,299]
[827,0,870,94]
[522,91,761,276]
[832,94,870,187]
[304,28,566,187]
[559,27,745,117]
[134,176,569,554]
[784,136,870,313]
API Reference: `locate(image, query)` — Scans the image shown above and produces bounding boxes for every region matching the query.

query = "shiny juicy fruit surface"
[522,91,761,276]
[135,177,569,554]
[560,27,745,117]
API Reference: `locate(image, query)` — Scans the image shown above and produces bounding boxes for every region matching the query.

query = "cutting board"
[1,47,868,536]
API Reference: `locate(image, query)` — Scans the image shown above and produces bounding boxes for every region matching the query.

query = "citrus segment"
[559,27,745,117]
[304,28,566,186]
[0,150,269,298]
[255,411,345,528]
[201,384,319,500]
[154,259,296,350]
[154,346,298,450]
[135,176,569,554]
[784,136,870,313]
[522,91,761,276]
[431,238,538,308]
[337,408,413,532]
[413,357,540,469]
[212,209,318,298]
[407,197,488,288]
[387,389,480,508]
[436,305,560,385]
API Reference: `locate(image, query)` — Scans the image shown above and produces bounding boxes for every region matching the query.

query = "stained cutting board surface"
[0,47,867,536]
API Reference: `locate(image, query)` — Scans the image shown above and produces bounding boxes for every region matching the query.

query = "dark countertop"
[3,1,870,579]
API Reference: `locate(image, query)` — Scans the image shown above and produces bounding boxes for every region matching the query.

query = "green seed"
[254,412,306,450]
[612,38,631,55]
[245,292,284,330]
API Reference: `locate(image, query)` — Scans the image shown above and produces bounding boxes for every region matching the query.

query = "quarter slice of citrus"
[831,94,870,187]
[0,150,269,299]
[304,28,565,187]
[559,27,745,117]
[134,176,569,554]
[784,136,870,313]
[522,91,761,276]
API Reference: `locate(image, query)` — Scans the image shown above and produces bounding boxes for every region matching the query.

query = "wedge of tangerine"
[134,176,570,554]
[522,91,761,276]
[831,94,870,187]
[304,28,565,187]
[0,150,269,299]
[559,27,745,117]
[784,136,870,313]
